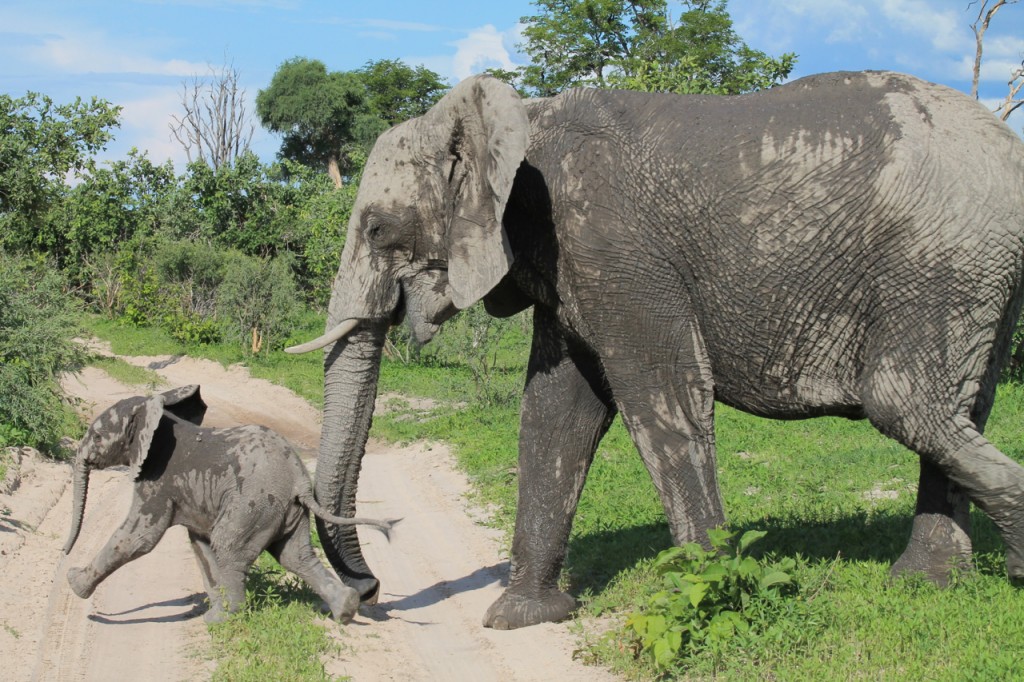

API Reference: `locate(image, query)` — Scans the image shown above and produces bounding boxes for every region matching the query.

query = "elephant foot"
[326,585,361,624]
[1008,545,1024,587]
[482,588,577,630]
[890,512,973,587]
[67,567,96,599]
[203,605,228,625]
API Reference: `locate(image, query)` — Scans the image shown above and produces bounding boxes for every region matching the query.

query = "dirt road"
[0,348,618,681]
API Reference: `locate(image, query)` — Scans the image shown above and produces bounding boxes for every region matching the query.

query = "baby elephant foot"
[483,588,577,630]
[67,567,97,599]
[326,585,361,624]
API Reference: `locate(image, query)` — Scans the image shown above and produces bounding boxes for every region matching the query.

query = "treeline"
[1,1,801,452]
[1,57,449,344]
[0,58,449,451]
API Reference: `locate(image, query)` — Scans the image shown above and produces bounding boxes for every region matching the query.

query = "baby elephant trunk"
[63,460,92,554]
[296,489,400,542]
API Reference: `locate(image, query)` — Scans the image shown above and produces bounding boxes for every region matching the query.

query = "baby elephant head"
[63,385,208,554]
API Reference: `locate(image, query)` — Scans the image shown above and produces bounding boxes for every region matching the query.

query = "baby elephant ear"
[160,384,207,426]
[126,396,166,480]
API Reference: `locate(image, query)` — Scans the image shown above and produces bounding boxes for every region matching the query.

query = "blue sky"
[3,0,1023,169]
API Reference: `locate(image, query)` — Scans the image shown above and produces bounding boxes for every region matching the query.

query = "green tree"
[517,0,795,96]
[0,92,121,252]
[47,148,178,278]
[0,254,87,452]
[257,58,449,187]
[356,59,449,128]
[256,58,371,188]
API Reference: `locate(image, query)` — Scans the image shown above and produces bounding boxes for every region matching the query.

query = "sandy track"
[0,350,618,681]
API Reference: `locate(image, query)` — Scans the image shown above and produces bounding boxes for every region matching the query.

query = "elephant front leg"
[483,313,616,630]
[68,497,173,599]
[602,308,726,548]
[890,461,972,585]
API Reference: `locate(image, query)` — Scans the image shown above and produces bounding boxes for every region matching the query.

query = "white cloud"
[984,34,1024,62]
[734,0,872,50]
[879,0,968,53]
[450,24,520,80]
[113,88,191,167]
[781,0,872,43]
[954,52,1024,84]
[0,7,207,77]
[28,29,206,76]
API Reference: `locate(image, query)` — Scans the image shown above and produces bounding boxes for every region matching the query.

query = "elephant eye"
[365,217,390,246]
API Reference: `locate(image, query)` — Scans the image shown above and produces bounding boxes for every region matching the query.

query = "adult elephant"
[288,71,1024,630]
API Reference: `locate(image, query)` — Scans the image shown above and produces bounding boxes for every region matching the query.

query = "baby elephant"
[63,385,395,623]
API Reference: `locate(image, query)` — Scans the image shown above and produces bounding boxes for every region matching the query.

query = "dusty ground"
[0,347,619,681]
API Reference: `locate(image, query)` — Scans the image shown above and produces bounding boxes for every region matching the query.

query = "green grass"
[371,362,1024,681]
[0,448,10,486]
[208,554,345,682]
[82,316,1024,680]
[88,356,166,388]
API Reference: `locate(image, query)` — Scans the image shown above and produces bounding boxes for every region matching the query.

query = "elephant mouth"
[397,280,451,345]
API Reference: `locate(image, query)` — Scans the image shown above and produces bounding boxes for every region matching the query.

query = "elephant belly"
[706,322,866,420]
[713,369,865,420]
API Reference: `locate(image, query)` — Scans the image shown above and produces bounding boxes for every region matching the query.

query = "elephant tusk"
[284,318,362,354]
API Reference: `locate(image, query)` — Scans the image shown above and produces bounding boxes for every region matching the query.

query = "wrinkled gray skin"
[63,385,396,624]
[292,72,1024,630]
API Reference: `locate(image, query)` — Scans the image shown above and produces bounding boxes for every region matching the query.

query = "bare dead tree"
[169,61,255,169]
[970,0,1020,98]
[995,59,1024,120]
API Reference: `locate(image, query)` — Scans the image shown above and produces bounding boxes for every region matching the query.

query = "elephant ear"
[428,75,529,310]
[124,395,165,480]
[160,384,207,426]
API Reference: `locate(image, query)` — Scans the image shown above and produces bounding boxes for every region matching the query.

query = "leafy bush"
[0,253,87,453]
[152,240,224,344]
[426,303,530,405]
[624,528,799,671]
[217,251,301,354]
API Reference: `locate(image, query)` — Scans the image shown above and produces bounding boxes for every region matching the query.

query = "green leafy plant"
[625,528,797,670]
[0,253,87,453]
[216,250,301,355]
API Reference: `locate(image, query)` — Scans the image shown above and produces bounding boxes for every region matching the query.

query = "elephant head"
[286,75,529,600]
[63,385,207,554]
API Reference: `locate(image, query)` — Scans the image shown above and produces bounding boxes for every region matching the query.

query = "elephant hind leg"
[929,420,1024,583]
[268,516,360,623]
[862,368,1024,583]
[890,459,972,585]
[188,532,226,621]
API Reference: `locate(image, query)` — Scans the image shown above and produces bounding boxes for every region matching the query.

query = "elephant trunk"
[315,320,387,602]
[63,458,91,554]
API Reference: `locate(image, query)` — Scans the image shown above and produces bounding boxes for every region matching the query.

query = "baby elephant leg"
[68,498,173,599]
[188,531,227,622]
[269,516,360,623]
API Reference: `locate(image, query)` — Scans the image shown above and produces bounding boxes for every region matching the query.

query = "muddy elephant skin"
[64,385,395,623]
[289,71,1024,629]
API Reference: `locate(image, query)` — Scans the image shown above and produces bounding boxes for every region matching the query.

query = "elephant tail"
[297,489,400,541]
